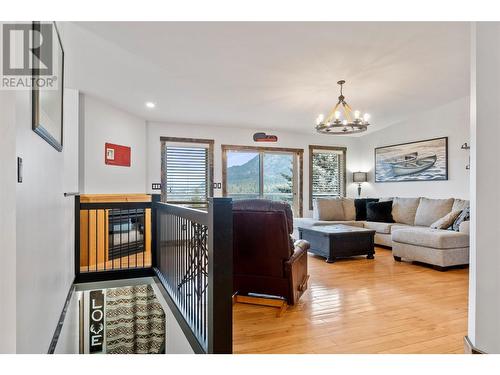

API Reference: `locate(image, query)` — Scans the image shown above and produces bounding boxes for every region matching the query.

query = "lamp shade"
[353,171,368,183]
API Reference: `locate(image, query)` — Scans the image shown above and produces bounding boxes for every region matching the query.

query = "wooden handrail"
[79,194,151,203]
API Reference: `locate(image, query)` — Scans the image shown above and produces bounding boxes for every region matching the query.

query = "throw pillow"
[430,210,462,229]
[366,201,394,223]
[451,207,470,232]
[342,198,356,221]
[452,198,469,212]
[313,198,345,221]
[354,198,379,221]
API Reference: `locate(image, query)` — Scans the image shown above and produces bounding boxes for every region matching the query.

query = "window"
[309,145,346,210]
[222,145,303,216]
[161,137,214,207]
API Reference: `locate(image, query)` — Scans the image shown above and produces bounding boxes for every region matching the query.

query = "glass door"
[224,147,302,216]
[226,151,261,200]
[263,152,297,213]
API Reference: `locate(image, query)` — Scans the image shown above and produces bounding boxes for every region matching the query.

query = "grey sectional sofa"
[294,197,470,270]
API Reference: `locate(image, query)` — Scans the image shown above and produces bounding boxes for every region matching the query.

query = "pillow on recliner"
[366,201,394,223]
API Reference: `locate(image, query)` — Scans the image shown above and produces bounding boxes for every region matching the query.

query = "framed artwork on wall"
[31,21,65,152]
[105,143,131,167]
[375,137,448,183]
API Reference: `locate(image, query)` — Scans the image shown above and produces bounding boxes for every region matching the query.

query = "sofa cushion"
[313,198,345,221]
[452,199,469,212]
[430,210,462,229]
[342,198,356,221]
[414,198,454,227]
[366,201,394,223]
[364,221,392,234]
[392,197,420,225]
[391,223,412,233]
[354,198,379,221]
[392,227,469,249]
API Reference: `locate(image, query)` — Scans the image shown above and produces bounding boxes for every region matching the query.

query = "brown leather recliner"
[232,199,310,305]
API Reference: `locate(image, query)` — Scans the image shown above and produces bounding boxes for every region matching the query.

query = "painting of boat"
[387,153,437,176]
[375,138,447,182]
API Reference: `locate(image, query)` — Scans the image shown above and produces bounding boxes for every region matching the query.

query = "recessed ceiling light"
[145,102,156,108]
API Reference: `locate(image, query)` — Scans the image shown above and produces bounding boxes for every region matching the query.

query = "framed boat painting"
[374,137,448,183]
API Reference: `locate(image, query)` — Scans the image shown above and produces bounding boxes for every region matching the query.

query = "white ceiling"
[61,22,470,136]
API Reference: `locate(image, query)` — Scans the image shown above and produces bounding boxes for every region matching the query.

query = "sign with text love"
[89,290,105,353]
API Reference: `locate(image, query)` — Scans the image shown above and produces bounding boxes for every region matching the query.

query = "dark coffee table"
[298,224,376,263]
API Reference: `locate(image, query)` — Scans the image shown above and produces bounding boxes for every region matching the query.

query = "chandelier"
[315,80,371,135]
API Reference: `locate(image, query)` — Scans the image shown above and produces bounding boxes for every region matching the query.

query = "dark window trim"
[308,145,347,211]
[221,145,304,217]
[160,137,215,204]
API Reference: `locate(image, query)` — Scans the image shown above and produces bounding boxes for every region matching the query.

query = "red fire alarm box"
[105,143,131,167]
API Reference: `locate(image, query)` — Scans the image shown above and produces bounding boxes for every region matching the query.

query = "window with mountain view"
[161,138,214,207]
[223,146,303,216]
[309,146,346,210]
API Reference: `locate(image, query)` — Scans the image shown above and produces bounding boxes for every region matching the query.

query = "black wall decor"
[253,132,278,142]
[89,290,104,353]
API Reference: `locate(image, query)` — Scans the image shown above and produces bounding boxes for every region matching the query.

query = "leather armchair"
[232,199,310,305]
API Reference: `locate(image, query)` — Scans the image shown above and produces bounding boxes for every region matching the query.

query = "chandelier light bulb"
[334,111,341,120]
[354,110,360,119]
[316,114,324,125]
[342,119,348,126]
[363,113,371,122]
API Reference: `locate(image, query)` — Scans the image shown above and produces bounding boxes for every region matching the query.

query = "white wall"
[146,102,470,218]
[357,97,470,199]
[0,90,17,353]
[468,22,500,354]
[15,88,79,353]
[146,122,361,217]
[81,95,147,194]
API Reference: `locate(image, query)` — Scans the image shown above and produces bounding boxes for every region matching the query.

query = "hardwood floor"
[233,247,468,354]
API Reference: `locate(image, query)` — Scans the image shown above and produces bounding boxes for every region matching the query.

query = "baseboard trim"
[464,336,487,354]
[47,282,75,354]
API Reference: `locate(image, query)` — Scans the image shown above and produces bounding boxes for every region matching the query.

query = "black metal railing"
[74,196,155,283]
[73,195,233,353]
[154,198,233,354]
